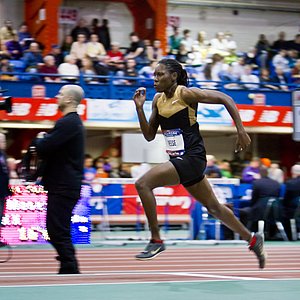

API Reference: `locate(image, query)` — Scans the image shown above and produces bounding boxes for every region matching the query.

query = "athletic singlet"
[157,85,206,157]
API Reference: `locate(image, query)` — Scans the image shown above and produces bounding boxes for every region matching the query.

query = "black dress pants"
[46,192,79,273]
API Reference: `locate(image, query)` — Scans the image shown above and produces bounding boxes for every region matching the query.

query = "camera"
[0,89,12,113]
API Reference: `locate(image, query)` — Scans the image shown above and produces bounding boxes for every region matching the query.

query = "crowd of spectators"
[1,18,300,90]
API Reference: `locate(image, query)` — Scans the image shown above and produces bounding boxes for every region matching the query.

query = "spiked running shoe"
[135,241,166,260]
[249,232,267,269]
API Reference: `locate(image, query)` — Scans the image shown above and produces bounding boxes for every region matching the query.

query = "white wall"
[0,0,24,28]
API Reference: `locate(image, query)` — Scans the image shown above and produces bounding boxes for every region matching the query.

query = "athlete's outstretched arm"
[181,87,251,152]
[133,87,160,141]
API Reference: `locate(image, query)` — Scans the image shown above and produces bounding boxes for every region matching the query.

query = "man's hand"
[37,132,47,139]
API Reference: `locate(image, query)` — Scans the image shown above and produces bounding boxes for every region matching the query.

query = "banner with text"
[0,98,87,121]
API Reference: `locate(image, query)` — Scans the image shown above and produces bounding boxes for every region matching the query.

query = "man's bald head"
[63,85,84,106]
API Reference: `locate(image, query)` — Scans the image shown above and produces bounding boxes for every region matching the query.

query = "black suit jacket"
[35,112,85,198]
[0,150,9,198]
[251,177,281,206]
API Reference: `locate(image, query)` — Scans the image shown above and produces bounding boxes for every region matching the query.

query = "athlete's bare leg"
[186,176,252,241]
[135,162,180,240]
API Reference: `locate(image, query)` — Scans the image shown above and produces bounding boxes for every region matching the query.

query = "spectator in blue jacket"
[242,157,261,183]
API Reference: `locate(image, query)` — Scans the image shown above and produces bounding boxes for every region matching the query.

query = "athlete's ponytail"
[158,59,189,87]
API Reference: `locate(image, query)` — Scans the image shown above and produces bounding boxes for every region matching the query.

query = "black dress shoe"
[58,261,80,274]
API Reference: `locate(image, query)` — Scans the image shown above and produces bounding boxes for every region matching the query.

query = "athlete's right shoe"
[248,232,267,269]
[135,241,166,260]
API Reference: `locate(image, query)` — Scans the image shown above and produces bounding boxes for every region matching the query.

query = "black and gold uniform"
[157,85,207,186]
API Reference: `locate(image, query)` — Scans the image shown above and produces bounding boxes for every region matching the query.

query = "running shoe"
[248,232,267,269]
[135,241,166,260]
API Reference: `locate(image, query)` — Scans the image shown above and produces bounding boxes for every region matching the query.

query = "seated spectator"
[187,41,204,66]
[268,163,284,184]
[204,155,222,178]
[83,154,97,183]
[240,64,260,90]
[147,39,163,62]
[125,32,146,64]
[94,56,112,82]
[86,33,106,62]
[0,57,17,81]
[108,147,121,170]
[143,39,153,62]
[168,26,182,55]
[39,55,60,82]
[271,31,289,52]
[239,167,281,232]
[106,42,124,72]
[286,49,298,69]
[0,41,11,60]
[97,19,111,51]
[90,18,99,35]
[224,46,238,65]
[224,32,237,52]
[259,68,279,90]
[230,57,246,81]
[17,23,33,50]
[70,33,88,67]
[219,160,233,178]
[242,157,261,183]
[175,43,190,64]
[291,59,300,84]
[94,157,110,179]
[57,54,80,83]
[107,41,124,62]
[115,58,138,85]
[5,34,23,60]
[70,18,90,41]
[60,34,73,57]
[118,163,132,178]
[271,66,290,91]
[80,57,98,83]
[244,47,258,67]
[138,60,157,79]
[203,53,229,83]
[197,31,210,61]
[287,33,300,54]
[254,34,271,68]
[22,42,43,72]
[210,32,229,57]
[48,44,64,66]
[180,29,194,53]
[0,20,17,44]
[272,49,290,73]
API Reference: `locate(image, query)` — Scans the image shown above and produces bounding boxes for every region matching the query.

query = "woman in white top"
[58,55,80,82]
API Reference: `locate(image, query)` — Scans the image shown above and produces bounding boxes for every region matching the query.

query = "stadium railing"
[0,72,296,106]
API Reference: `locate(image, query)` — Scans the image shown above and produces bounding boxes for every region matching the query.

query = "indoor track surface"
[0,242,300,300]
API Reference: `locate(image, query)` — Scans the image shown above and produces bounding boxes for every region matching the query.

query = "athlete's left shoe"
[248,232,267,269]
[135,241,166,260]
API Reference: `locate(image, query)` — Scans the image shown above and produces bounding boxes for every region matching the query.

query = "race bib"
[162,129,185,156]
